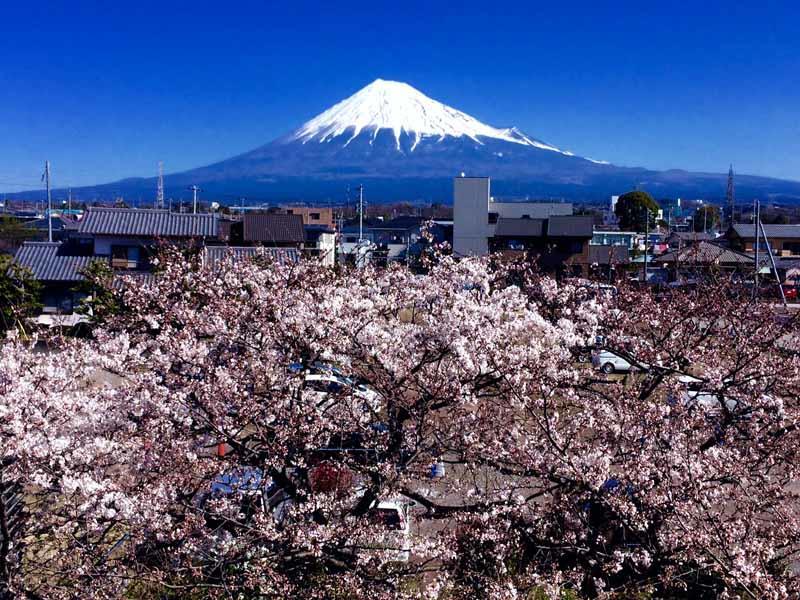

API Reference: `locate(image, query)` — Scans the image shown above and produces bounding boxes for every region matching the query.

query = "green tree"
[0,255,42,335]
[614,191,659,232]
[0,216,41,253]
[693,205,721,232]
[75,260,121,325]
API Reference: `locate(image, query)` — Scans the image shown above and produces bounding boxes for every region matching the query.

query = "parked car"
[363,499,414,562]
[291,362,381,414]
[200,467,293,530]
[673,374,746,416]
[303,372,380,414]
[592,349,635,374]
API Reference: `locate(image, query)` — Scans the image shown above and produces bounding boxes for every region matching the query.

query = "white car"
[592,349,635,374]
[362,499,413,562]
[674,374,744,415]
[303,372,380,414]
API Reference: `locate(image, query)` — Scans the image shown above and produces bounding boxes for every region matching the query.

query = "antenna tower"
[157,162,165,209]
[726,164,735,227]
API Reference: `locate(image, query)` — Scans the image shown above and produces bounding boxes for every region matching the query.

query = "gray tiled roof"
[112,271,156,290]
[589,244,629,264]
[78,208,218,237]
[657,240,763,266]
[730,223,800,240]
[203,246,301,269]
[12,242,97,281]
[243,213,305,244]
[494,218,545,237]
[547,215,594,237]
[668,231,714,242]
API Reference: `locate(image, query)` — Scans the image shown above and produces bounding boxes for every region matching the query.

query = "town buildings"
[453,176,626,277]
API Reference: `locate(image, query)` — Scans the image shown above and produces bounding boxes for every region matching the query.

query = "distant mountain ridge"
[8,79,800,203]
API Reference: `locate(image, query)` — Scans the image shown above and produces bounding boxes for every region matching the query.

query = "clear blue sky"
[1,0,798,192]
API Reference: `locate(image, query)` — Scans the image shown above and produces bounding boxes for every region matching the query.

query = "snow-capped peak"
[289,79,572,155]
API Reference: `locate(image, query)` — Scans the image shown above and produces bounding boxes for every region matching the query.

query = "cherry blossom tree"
[0,250,798,599]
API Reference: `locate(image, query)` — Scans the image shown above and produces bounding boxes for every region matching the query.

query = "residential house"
[588,244,630,280]
[283,206,335,229]
[304,225,336,266]
[453,176,572,257]
[591,230,637,250]
[727,223,800,258]
[11,241,96,314]
[655,240,767,282]
[77,207,219,270]
[666,231,714,250]
[241,213,306,248]
[338,216,428,265]
[489,214,595,276]
[452,176,598,275]
[23,214,80,242]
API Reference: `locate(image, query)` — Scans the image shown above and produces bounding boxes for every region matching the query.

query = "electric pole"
[188,185,200,214]
[358,184,364,241]
[754,199,760,298]
[643,204,649,283]
[42,160,52,243]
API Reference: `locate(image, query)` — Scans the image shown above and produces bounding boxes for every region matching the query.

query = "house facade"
[727,223,800,258]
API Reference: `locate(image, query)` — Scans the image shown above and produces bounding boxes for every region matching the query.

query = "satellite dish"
[210,202,220,211]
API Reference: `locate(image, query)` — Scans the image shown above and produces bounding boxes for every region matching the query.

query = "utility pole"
[188,185,200,214]
[358,184,364,241]
[157,162,165,209]
[42,160,52,243]
[643,204,649,283]
[753,199,760,298]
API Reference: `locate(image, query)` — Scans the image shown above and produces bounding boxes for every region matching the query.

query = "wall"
[453,177,490,257]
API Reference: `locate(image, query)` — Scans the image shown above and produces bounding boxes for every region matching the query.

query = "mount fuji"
[12,79,800,203]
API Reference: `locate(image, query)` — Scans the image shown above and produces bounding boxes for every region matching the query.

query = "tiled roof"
[243,213,305,244]
[24,215,80,232]
[589,244,629,264]
[657,240,764,266]
[371,216,425,230]
[78,207,218,237]
[203,246,301,269]
[12,242,97,281]
[730,223,800,240]
[547,215,594,237]
[112,271,156,290]
[494,218,545,237]
[668,231,714,242]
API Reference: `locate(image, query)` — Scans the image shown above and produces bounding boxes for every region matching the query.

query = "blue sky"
[1,0,798,192]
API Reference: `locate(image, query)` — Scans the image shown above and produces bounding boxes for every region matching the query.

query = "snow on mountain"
[289,79,572,155]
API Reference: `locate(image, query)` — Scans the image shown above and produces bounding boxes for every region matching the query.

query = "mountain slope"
[8,79,800,203]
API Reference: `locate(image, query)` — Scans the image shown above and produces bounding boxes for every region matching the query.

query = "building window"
[310,212,321,220]
[111,245,141,269]
[783,242,800,255]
